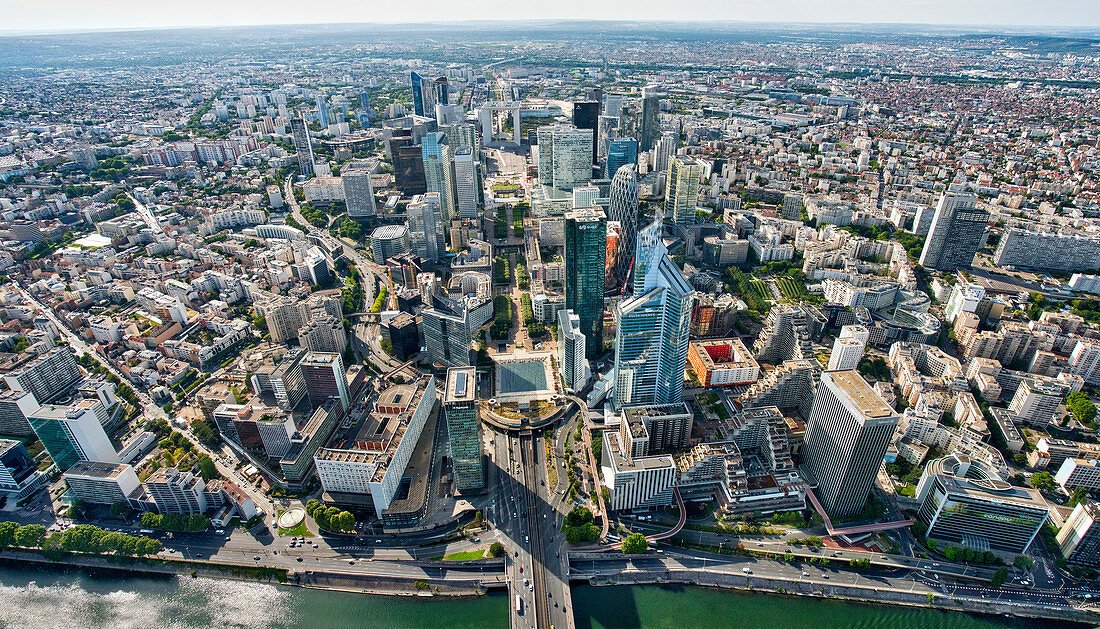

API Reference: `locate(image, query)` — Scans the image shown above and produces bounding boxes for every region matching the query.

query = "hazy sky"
[3,0,1100,32]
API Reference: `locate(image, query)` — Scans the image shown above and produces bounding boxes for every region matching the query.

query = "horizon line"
[3,18,1100,38]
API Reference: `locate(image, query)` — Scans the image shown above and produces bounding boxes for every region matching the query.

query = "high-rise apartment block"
[145,467,207,515]
[342,166,376,219]
[301,352,349,411]
[3,347,81,407]
[827,325,870,371]
[664,156,704,225]
[290,117,315,177]
[803,370,899,518]
[918,193,988,270]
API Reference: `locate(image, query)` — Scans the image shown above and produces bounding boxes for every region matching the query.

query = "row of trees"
[140,512,211,532]
[306,500,355,532]
[0,522,161,557]
[371,286,388,313]
[491,295,511,339]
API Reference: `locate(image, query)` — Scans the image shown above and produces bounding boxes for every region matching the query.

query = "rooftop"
[63,461,132,480]
[829,370,896,420]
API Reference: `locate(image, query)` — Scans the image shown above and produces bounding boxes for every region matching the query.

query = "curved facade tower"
[607,163,639,295]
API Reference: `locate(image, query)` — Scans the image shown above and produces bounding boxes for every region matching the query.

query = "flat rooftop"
[445,366,477,404]
[499,360,547,394]
[829,370,896,420]
[64,461,132,479]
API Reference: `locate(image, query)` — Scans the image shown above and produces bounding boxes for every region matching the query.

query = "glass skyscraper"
[605,138,638,179]
[613,222,692,408]
[565,208,607,359]
[444,367,484,492]
[606,163,639,295]
[421,132,456,223]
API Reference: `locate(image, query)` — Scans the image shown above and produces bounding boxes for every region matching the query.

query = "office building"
[606,164,639,295]
[422,132,456,222]
[665,156,704,225]
[803,370,899,518]
[1058,502,1100,567]
[0,389,40,437]
[301,352,349,411]
[290,117,315,177]
[0,439,44,500]
[390,137,427,195]
[421,299,474,368]
[145,467,207,515]
[314,376,436,518]
[601,426,677,511]
[620,403,693,453]
[370,224,411,262]
[565,208,607,359]
[62,460,140,505]
[410,71,430,117]
[406,193,446,262]
[918,193,988,270]
[452,147,480,219]
[572,100,600,164]
[605,138,638,179]
[298,315,348,355]
[29,403,119,472]
[444,367,484,492]
[613,222,692,408]
[687,338,760,387]
[558,309,587,390]
[537,124,594,192]
[4,347,82,407]
[342,167,376,219]
[827,325,870,371]
[916,453,1049,553]
[640,86,661,152]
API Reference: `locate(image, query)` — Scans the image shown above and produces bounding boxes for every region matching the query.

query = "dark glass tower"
[565,208,607,359]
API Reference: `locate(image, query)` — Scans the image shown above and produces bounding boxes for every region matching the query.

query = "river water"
[0,565,1079,629]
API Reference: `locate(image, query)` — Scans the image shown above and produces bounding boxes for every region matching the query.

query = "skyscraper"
[537,124,594,193]
[422,132,457,222]
[918,192,988,271]
[410,71,427,117]
[565,208,607,359]
[572,101,600,165]
[342,166,376,219]
[315,93,331,127]
[665,156,704,225]
[558,309,587,389]
[613,222,693,408]
[597,115,620,161]
[29,403,118,472]
[827,325,870,371]
[452,147,480,218]
[290,117,315,177]
[421,298,474,368]
[390,137,427,196]
[434,76,450,107]
[803,370,899,518]
[607,164,639,294]
[406,193,446,262]
[640,86,661,152]
[444,366,484,492]
[605,138,638,179]
[301,352,349,412]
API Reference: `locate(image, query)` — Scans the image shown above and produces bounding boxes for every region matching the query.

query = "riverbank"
[0,549,488,598]
[581,565,1098,626]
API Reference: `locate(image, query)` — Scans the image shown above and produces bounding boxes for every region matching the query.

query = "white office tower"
[613,222,692,408]
[558,309,588,390]
[406,193,446,262]
[803,370,899,518]
[452,148,480,218]
[342,167,376,219]
[537,124,594,192]
[572,185,601,209]
[827,325,870,371]
[654,133,677,172]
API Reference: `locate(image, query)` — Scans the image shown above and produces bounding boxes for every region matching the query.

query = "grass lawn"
[439,549,487,561]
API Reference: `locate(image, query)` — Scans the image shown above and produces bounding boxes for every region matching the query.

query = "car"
[519,566,523,573]
[802,571,810,577]
[821,573,828,579]
[349,560,355,565]
[225,536,232,541]
[297,557,303,562]
[253,556,260,560]
[742,567,752,574]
